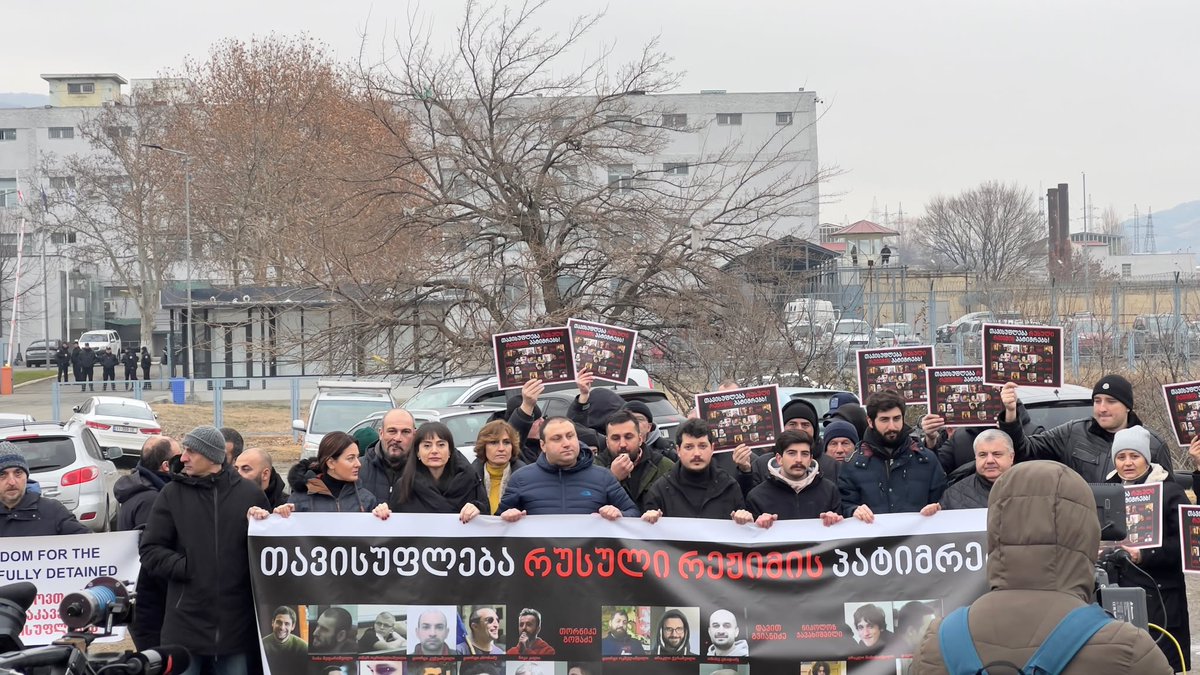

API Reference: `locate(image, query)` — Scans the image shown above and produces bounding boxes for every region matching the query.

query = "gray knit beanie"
[0,441,28,475]
[183,425,227,465]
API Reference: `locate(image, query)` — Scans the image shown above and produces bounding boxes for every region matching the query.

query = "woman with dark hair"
[473,420,526,514]
[250,431,389,519]
[389,422,487,522]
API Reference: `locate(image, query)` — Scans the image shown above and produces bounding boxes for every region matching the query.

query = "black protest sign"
[925,366,1002,428]
[1162,380,1200,447]
[1180,505,1200,574]
[856,346,935,405]
[568,319,638,385]
[249,512,990,675]
[1118,482,1163,550]
[695,385,783,453]
[493,327,575,390]
[981,323,1063,388]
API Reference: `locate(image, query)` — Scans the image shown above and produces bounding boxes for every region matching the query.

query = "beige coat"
[911,460,1172,674]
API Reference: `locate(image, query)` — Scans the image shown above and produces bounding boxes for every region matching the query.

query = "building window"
[1121,263,1132,279]
[67,82,95,95]
[550,116,576,131]
[662,113,687,129]
[0,129,15,141]
[607,164,634,192]
[48,127,75,139]
[716,113,742,126]
[51,230,77,244]
[663,162,689,176]
[0,179,16,207]
[49,176,76,190]
[776,112,794,126]
[104,125,133,139]
[605,114,634,126]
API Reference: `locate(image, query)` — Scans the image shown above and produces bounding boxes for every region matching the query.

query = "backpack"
[937,603,1113,675]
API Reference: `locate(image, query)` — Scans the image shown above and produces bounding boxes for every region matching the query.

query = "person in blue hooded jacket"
[499,417,639,520]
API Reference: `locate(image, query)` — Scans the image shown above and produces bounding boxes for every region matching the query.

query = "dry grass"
[152,402,303,463]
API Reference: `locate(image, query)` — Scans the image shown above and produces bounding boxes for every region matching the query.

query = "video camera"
[0,578,189,675]
[1088,483,1154,630]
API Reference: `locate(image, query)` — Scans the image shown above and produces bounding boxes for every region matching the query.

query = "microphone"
[120,645,191,675]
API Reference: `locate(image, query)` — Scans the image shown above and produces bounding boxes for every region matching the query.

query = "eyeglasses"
[663,626,686,635]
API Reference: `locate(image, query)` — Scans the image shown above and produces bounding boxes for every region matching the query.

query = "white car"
[78,329,122,353]
[2,421,122,532]
[66,397,161,464]
[294,380,396,460]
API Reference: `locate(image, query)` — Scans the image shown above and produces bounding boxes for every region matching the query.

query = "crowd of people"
[2,367,1198,673]
[51,341,154,391]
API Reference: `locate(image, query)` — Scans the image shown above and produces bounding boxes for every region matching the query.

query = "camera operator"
[0,443,90,536]
[1105,426,1191,673]
[140,426,268,674]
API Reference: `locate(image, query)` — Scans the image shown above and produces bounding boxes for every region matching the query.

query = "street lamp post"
[141,144,194,382]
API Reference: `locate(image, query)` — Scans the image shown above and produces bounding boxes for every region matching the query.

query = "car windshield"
[80,332,108,342]
[94,404,155,420]
[310,399,394,434]
[9,437,77,473]
[885,324,914,335]
[1024,401,1092,434]
[405,386,470,409]
[835,322,867,334]
[412,411,496,448]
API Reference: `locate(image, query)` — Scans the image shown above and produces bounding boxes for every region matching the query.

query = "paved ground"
[0,365,176,422]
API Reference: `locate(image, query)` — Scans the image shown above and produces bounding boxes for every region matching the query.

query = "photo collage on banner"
[855,346,934,405]
[568,319,638,385]
[493,328,576,390]
[980,323,1063,388]
[1115,483,1163,550]
[1162,380,1200,447]
[1180,505,1200,574]
[694,385,783,453]
[925,367,1003,428]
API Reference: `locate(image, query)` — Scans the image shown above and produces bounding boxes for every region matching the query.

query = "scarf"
[767,458,820,493]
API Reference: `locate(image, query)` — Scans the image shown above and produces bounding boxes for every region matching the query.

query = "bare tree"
[339,0,832,376]
[910,181,1045,283]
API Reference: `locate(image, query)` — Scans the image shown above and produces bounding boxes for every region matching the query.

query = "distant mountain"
[1122,200,1200,259]
[0,92,50,108]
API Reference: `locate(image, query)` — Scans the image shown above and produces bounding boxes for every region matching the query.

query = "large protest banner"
[980,323,1063,388]
[249,512,988,675]
[0,531,141,645]
[856,346,934,405]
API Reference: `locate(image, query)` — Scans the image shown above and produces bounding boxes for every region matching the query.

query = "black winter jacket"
[928,403,1030,474]
[263,469,288,509]
[78,347,96,368]
[356,443,405,504]
[1001,409,1174,483]
[643,463,745,519]
[746,467,841,520]
[938,473,995,510]
[286,461,378,513]
[99,351,119,369]
[0,488,90,536]
[114,465,169,531]
[139,467,269,656]
[388,460,487,514]
[837,426,947,516]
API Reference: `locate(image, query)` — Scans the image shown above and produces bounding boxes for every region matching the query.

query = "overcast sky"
[7,0,1197,229]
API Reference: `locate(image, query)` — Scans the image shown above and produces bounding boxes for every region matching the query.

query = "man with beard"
[310,606,358,653]
[838,390,946,522]
[457,607,505,655]
[653,608,696,656]
[261,606,308,672]
[706,609,749,657]
[358,408,416,501]
[410,608,453,656]
[624,400,677,460]
[602,409,674,511]
[233,447,288,508]
[641,419,753,524]
[746,431,843,527]
[506,608,556,655]
[359,610,406,653]
[601,609,646,656]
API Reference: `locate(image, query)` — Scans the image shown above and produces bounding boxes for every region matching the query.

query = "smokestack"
[1057,183,1070,277]
[1047,187,1060,279]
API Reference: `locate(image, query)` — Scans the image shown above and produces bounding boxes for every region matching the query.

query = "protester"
[921,401,1029,474]
[472,420,525,515]
[641,418,752,524]
[234,447,288,508]
[388,422,487,522]
[624,399,677,460]
[752,398,840,487]
[457,607,504,655]
[1105,426,1190,672]
[506,608,556,655]
[839,390,946,521]
[822,420,859,463]
[262,605,308,673]
[358,408,417,502]
[221,426,245,464]
[600,409,674,511]
[746,431,843,527]
[115,435,181,530]
[938,429,1015,510]
[262,432,390,518]
[998,375,1174,482]
[498,417,639,519]
[359,610,406,653]
[508,378,602,464]
[600,609,646,656]
[139,425,269,674]
[0,444,90,536]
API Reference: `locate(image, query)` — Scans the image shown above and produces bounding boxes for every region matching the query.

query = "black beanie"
[1092,374,1134,411]
[782,399,819,429]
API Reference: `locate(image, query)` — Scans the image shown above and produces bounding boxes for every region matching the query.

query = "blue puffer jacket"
[498,446,639,516]
[837,426,947,516]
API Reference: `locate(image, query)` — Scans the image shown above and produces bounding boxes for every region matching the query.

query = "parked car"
[936,311,993,343]
[404,369,655,410]
[777,386,856,419]
[1125,314,1199,355]
[78,330,122,354]
[830,319,873,354]
[1067,314,1110,355]
[65,397,162,467]
[874,327,898,348]
[347,403,505,463]
[1016,383,1093,434]
[23,339,63,368]
[534,385,686,438]
[294,380,396,460]
[3,422,122,532]
[880,322,922,346]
